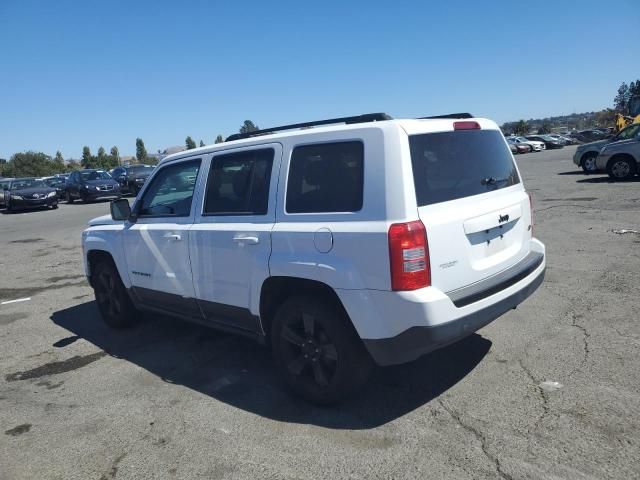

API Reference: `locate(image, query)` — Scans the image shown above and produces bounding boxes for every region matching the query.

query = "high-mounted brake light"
[388,220,430,291]
[453,121,481,130]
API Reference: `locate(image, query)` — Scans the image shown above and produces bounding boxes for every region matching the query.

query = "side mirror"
[110,198,132,221]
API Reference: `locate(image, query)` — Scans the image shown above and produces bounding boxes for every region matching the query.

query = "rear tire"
[581,152,598,173]
[271,295,373,405]
[92,259,137,328]
[607,156,637,181]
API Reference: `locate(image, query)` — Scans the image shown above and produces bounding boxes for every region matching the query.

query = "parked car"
[508,136,544,152]
[512,141,532,153]
[573,123,640,173]
[0,178,14,208]
[4,177,58,212]
[42,176,67,199]
[65,169,121,203]
[82,112,545,404]
[595,125,640,180]
[111,164,155,196]
[525,135,564,149]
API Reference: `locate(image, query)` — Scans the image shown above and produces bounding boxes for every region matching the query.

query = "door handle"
[232,234,259,245]
[163,233,182,241]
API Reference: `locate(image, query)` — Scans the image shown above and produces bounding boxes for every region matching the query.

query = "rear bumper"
[338,239,546,366]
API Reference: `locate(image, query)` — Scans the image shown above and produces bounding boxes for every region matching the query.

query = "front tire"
[581,152,598,173]
[92,259,137,328]
[607,156,637,180]
[271,295,373,405]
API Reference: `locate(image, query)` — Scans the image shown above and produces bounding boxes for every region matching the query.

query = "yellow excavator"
[615,95,640,132]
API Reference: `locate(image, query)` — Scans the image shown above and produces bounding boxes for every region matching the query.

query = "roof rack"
[225,113,393,142]
[419,113,474,119]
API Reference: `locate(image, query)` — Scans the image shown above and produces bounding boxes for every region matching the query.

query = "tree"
[66,159,80,172]
[136,138,147,162]
[185,136,197,150]
[199,139,205,147]
[81,146,92,168]
[239,120,259,134]
[110,146,120,165]
[215,134,224,144]
[4,151,54,177]
[537,122,552,134]
[53,151,65,172]
[98,146,106,161]
[614,82,630,112]
[513,120,529,135]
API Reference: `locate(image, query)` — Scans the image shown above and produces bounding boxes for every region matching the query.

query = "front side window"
[204,148,274,215]
[286,141,364,213]
[138,160,201,217]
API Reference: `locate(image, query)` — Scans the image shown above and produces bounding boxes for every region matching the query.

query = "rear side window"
[286,141,364,213]
[409,129,520,207]
[204,148,274,215]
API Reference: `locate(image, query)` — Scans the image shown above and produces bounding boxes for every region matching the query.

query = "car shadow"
[51,301,491,430]
[576,176,640,184]
[557,170,587,176]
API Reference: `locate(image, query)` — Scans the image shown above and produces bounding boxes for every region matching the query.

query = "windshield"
[45,178,65,187]
[11,178,46,190]
[516,137,529,142]
[409,129,520,207]
[616,124,640,141]
[80,170,112,181]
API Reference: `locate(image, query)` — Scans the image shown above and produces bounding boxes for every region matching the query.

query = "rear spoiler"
[419,113,474,119]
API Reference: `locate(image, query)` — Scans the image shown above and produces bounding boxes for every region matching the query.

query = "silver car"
[573,123,640,173]
[595,126,640,180]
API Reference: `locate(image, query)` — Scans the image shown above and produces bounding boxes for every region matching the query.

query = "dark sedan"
[65,169,121,203]
[526,135,564,149]
[111,164,155,196]
[5,178,58,212]
[43,176,67,199]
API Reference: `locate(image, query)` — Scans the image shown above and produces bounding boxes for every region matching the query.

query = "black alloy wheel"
[272,295,373,405]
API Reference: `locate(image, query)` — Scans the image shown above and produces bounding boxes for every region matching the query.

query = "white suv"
[82,113,545,404]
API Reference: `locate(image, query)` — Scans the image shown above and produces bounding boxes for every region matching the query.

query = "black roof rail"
[419,113,474,119]
[225,113,393,142]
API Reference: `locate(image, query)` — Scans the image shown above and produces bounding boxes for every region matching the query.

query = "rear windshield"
[409,129,520,206]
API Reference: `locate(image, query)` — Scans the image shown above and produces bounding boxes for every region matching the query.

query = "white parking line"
[0,297,32,305]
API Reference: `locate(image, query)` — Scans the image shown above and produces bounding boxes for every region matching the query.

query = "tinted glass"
[409,129,520,207]
[617,124,640,140]
[286,141,364,213]
[80,170,111,181]
[138,160,201,217]
[204,148,274,215]
[11,178,45,189]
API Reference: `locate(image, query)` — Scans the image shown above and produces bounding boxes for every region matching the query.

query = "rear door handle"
[163,233,182,241]
[233,235,259,245]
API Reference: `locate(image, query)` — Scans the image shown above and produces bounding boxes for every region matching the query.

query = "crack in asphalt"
[517,359,550,432]
[437,399,514,480]
[568,313,591,377]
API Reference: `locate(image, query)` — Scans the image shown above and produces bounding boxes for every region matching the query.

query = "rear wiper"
[481,176,510,185]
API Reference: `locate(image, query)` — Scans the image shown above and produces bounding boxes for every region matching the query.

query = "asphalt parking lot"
[1,146,639,480]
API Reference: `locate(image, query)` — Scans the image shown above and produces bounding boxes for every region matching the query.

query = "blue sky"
[1,0,638,159]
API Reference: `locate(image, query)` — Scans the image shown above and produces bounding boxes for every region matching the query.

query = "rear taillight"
[527,192,534,235]
[388,220,431,291]
[453,121,481,130]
